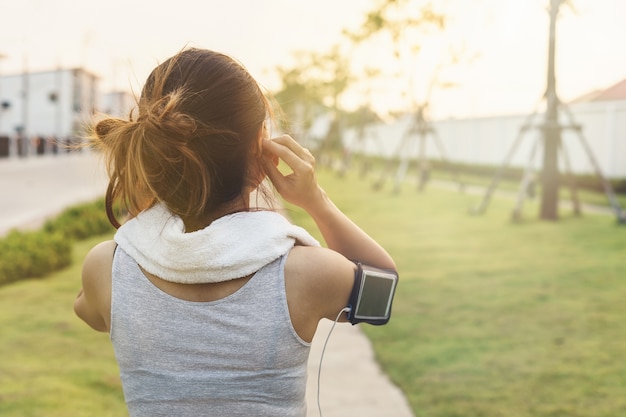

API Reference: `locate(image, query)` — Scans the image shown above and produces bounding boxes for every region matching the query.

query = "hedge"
[0,197,115,286]
[0,230,72,286]
[427,160,626,194]
[43,198,115,240]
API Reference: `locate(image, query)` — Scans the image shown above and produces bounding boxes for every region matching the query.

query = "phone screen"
[354,271,397,320]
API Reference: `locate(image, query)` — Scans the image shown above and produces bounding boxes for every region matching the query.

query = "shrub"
[0,230,72,285]
[44,198,115,239]
[0,197,116,286]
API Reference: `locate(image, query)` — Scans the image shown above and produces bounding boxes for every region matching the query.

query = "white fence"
[344,99,626,179]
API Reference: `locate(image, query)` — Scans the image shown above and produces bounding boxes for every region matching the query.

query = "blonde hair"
[90,48,271,227]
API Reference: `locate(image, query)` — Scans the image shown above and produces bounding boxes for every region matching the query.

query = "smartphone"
[347,263,399,325]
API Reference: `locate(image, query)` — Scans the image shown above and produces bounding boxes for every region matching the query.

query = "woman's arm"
[262,135,396,331]
[261,135,396,271]
[74,240,116,332]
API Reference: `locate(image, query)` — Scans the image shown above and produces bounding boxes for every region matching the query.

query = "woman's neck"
[182,194,250,233]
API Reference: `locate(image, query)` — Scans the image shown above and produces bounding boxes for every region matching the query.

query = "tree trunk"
[539,0,561,221]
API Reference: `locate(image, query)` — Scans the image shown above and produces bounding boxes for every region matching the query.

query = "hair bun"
[140,91,198,141]
[95,118,124,140]
[94,118,137,151]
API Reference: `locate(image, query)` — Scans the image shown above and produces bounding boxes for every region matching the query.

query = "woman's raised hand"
[261,135,325,212]
[263,135,397,271]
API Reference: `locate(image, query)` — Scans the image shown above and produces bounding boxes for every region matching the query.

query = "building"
[0,67,99,157]
[100,90,136,119]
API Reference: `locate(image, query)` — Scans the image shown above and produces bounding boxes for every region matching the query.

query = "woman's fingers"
[261,149,284,186]
[267,135,315,166]
[261,135,320,207]
[262,136,314,176]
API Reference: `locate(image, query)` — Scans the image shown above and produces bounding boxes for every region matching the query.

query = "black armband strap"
[346,263,398,325]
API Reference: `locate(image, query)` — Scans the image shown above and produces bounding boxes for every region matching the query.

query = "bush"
[0,230,72,285]
[0,197,115,286]
[43,198,115,239]
[428,160,626,194]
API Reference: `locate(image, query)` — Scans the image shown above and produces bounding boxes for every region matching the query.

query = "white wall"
[100,91,136,119]
[0,68,98,140]
[345,100,626,179]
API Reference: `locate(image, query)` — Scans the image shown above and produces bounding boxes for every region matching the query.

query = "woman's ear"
[253,124,266,156]
[247,125,269,188]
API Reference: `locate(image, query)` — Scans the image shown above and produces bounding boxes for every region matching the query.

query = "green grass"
[0,235,127,417]
[290,167,626,417]
[1,167,625,416]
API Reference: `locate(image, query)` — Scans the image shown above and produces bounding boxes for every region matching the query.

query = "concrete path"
[0,151,108,236]
[306,319,415,417]
[0,151,415,417]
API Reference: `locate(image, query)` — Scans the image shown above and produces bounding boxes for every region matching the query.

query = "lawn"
[0,235,126,417]
[287,166,626,417]
[1,166,625,417]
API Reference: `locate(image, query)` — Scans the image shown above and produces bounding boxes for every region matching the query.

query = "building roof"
[570,77,626,103]
[0,67,100,80]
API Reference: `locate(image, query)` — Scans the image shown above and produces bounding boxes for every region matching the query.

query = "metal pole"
[373,127,411,191]
[512,135,541,221]
[431,130,464,192]
[561,105,626,223]
[415,111,429,192]
[0,53,5,136]
[472,106,540,214]
[55,66,62,149]
[20,56,29,157]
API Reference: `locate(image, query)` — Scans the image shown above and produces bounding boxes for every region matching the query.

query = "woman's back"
[111,247,310,417]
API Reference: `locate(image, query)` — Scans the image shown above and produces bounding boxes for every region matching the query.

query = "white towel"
[114,203,320,284]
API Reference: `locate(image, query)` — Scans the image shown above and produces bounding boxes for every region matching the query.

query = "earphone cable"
[317,307,351,417]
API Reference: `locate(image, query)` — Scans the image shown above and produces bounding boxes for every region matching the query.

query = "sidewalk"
[306,319,415,417]
[0,152,108,236]
[0,152,416,417]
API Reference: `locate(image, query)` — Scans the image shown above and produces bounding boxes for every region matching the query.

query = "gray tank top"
[110,247,311,417]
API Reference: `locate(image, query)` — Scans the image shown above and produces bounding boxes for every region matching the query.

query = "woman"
[74,47,396,417]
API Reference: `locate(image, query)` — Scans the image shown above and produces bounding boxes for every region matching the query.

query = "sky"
[1,0,625,120]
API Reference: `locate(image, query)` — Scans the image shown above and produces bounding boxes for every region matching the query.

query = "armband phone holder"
[347,263,398,325]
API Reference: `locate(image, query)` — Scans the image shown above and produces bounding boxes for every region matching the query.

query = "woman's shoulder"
[75,240,117,332]
[285,245,353,278]
[284,245,355,322]
[83,240,118,274]
[82,240,117,300]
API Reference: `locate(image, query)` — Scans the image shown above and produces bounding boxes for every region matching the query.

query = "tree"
[540,0,568,220]
[271,53,326,145]
[271,45,354,156]
[271,0,454,173]
[344,0,446,108]
[345,0,445,47]
[337,101,383,177]
[345,0,473,190]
